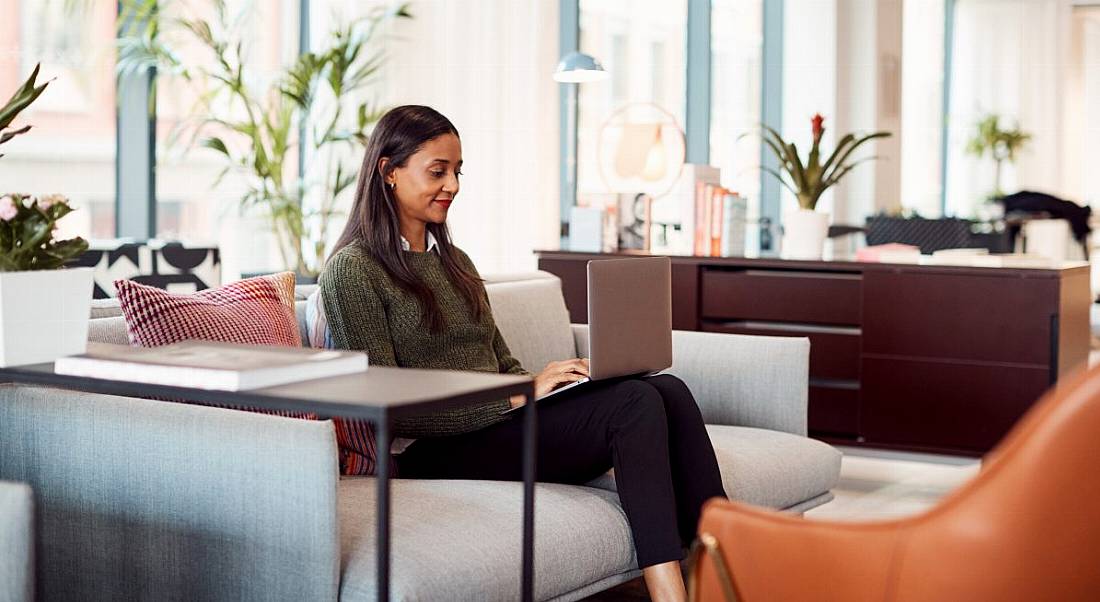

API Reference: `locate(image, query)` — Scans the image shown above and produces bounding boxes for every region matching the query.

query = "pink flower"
[38,193,66,210]
[0,196,17,221]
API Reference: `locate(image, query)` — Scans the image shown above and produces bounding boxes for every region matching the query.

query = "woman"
[318,105,726,601]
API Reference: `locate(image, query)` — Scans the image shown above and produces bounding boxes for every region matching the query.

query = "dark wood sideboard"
[536,251,1092,456]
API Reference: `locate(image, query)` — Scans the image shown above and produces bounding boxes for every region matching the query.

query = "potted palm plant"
[117,1,411,278]
[966,114,1030,200]
[0,66,94,366]
[759,114,890,259]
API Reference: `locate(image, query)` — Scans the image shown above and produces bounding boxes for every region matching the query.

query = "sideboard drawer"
[861,357,1049,453]
[809,385,860,437]
[700,269,862,325]
[702,321,860,380]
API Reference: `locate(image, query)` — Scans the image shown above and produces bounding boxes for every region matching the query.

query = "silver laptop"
[510,256,672,408]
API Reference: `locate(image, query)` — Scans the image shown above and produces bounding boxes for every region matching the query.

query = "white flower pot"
[0,267,94,367]
[781,209,830,260]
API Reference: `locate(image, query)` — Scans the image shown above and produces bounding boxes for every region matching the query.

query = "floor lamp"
[554,51,607,243]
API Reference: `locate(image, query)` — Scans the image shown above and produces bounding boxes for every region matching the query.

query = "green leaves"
[966,113,1030,162]
[0,63,51,156]
[0,194,89,272]
[757,120,891,210]
[115,1,412,276]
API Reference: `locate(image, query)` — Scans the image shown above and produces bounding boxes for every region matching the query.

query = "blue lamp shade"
[553,51,609,83]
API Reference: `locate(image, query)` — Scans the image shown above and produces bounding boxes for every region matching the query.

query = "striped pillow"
[114,272,300,347]
[116,273,393,476]
[114,273,313,420]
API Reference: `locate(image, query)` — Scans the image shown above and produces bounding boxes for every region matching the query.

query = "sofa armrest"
[0,384,341,600]
[0,481,33,602]
[571,325,809,435]
[669,330,809,434]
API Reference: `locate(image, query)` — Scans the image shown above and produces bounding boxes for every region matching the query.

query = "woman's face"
[385,133,462,227]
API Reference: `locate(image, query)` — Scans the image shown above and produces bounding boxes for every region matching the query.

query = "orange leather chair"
[689,364,1100,601]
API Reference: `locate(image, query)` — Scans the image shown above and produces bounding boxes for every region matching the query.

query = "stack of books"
[54,341,369,391]
[693,183,747,258]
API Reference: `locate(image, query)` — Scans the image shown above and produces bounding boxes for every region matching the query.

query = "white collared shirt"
[401,232,439,253]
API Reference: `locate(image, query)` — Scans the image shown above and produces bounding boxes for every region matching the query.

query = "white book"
[661,164,720,255]
[928,252,1053,268]
[720,193,747,257]
[55,340,368,391]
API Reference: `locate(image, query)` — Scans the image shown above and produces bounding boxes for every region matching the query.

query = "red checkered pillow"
[114,272,300,347]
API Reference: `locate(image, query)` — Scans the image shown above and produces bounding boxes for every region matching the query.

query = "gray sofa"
[0,480,34,602]
[0,271,840,601]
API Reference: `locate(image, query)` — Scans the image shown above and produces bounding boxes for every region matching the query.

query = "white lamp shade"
[553,51,608,83]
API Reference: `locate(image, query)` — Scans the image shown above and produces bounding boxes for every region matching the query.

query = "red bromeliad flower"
[756,113,890,211]
[811,113,825,140]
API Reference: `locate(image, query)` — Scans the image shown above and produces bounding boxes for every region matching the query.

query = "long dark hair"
[330,105,486,332]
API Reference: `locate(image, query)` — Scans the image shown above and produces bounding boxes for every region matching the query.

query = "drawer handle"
[717,320,861,336]
[740,270,862,280]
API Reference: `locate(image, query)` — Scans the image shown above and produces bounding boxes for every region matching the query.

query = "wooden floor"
[581,450,980,600]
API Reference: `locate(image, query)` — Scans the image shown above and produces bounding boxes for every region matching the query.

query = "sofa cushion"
[585,425,842,511]
[114,272,300,347]
[88,317,131,346]
[89,298,123,319]
[485,276,576,374]
[337,478,636,601]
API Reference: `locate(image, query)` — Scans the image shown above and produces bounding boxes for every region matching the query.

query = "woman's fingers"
[547,358,590,377]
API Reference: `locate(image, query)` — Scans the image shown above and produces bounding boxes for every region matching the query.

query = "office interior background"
[6,1,1100,599]
[4,0,1098,281]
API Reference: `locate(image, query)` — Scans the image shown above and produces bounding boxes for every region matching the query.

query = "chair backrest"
[0,480,34,602]
[890,364,1100,600]
[693,364,1100,601]
[91,271,578,370]
[864,216,978,254]
[483,273,577,372]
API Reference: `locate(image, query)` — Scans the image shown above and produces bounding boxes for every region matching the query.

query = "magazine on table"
[54,340,368,391]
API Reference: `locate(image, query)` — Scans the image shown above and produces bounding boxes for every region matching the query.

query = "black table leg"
[522,391,537,602]
[376,416,391,601]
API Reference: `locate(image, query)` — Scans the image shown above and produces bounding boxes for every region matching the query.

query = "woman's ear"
[378,157,394,186]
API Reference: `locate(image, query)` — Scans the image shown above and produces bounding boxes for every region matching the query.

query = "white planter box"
[0,267,94,367]
[781,209,830,260]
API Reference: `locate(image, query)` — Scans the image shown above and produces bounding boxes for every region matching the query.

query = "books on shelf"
[666,164,720,255]
[54,340,369,391]
[693,183,746,257]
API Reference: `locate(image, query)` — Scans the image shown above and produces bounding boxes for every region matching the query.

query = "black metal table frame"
[0,365,537,602]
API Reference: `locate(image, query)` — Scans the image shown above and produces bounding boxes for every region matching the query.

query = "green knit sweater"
[318,243,530,437]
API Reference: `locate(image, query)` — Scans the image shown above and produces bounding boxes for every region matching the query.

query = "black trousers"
[395,374,728,568]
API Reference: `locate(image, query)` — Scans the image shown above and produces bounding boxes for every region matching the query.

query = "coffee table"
[0,363,537,602]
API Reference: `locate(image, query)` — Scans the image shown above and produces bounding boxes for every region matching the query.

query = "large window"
[900,0,946,217]
[1066,5,1100,210]
[710,0,763,219]
[576,0,687,203]
[154,0,300,279]
[945,0,1068,217]
[0,1,117,241]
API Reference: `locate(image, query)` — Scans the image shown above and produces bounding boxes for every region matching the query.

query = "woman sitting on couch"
[317,105,726,601]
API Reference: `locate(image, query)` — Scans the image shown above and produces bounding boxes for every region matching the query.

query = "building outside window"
[0,0,117,242]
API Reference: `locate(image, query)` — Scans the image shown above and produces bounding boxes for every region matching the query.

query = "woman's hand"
[534,358,590,398]
[508,358,591,409]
